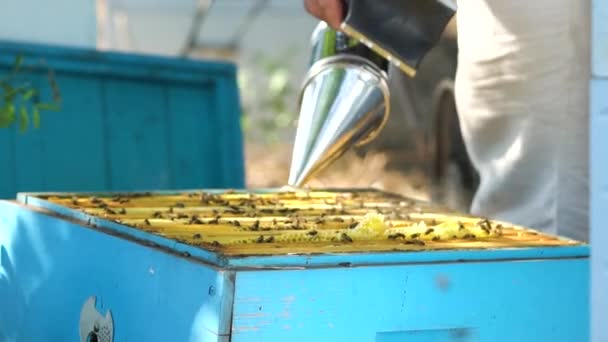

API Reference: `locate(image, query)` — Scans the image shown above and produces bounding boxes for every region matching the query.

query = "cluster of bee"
[62,190,503,248]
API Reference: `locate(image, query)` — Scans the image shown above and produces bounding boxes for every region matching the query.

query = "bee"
[256,235,265,244]
[118,208,127,215]
[348,222,358,229]
[233,220,241,227]
[265,236,275,243]
[104,207,116,215]
[212,241,222,247]
[153,211,163,218]
[478,219,492,234]
[168,207,174,214]
[463,234,476,240]
[209,216,220,225]
[71,196,79,206]
[174,202,186,208]
[192,233,202,239]
[425,228,435,235]
[177,213,189,219]
[432,236,441,242]
[410,233,420,239]
[388,233,406,240]
[406,239,425,246]
[315,218,325,225]
[250,220,260,231]
[90,197,103,205]
[227,205,242,214]
[144,219,151,226]
[340,233,353,243]
[189,215,203,225]
[307,230,318,237]
[458,222,466,231]
[333,217,345,223]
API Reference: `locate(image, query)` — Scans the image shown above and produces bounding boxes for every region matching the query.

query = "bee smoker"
[288,0,456,187]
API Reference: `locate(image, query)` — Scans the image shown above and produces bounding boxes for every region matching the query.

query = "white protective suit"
[455,0,591,241]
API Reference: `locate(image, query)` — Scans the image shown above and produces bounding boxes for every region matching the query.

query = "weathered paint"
[590,78,608,342]
[0,40,245,199]
[232,259,589,341]
[0,200,235,341]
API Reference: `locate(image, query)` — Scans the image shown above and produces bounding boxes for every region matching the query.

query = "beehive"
[0,189,589,341]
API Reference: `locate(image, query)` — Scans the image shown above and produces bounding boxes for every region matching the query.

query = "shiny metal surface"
[288,53,390,187]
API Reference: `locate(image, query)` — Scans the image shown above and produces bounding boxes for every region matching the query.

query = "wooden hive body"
[0,189,589,341]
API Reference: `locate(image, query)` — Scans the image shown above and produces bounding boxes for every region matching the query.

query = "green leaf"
[19,105,29,132]
[22,89,36,101]
[32,106,40,129]
[35,102,60,112]
[0,104,16,128]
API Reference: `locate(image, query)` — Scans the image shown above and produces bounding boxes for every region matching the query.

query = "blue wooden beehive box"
[0,41,245,200]
[0,189,589,341]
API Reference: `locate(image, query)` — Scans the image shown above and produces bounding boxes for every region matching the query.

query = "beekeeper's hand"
[304,0,344,30]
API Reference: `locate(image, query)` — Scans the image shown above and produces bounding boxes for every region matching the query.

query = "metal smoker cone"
[288,55,390,187]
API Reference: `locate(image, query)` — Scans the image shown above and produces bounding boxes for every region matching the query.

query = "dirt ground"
[244,143,432,202]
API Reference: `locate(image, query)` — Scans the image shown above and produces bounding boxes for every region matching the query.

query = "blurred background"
[1,0,476,212]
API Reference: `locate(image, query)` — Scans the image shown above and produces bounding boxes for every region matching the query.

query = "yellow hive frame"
[40,189,582,256]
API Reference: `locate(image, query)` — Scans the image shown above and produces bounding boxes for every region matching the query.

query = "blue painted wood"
[0,200,235,341]
[0,40,235,82]
[39,75,107,192]
[166,85,220,188]
[17,191,590,269]
[590,78,608,342]
[0,40,245,199]
[103,79,171,191]
[232,259,589,341]
[0,123,16,197]
[592,0,608,77]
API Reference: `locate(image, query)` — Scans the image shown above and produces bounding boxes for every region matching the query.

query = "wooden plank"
[40,75,107,192]
[0,120,16,199]
[103,78,171,191]
[591,78,608,342]
[13,73,46,193]
[166,83,219,188]
[0,40,236,83]
[215,77,245,188]
[232,259,588,341]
